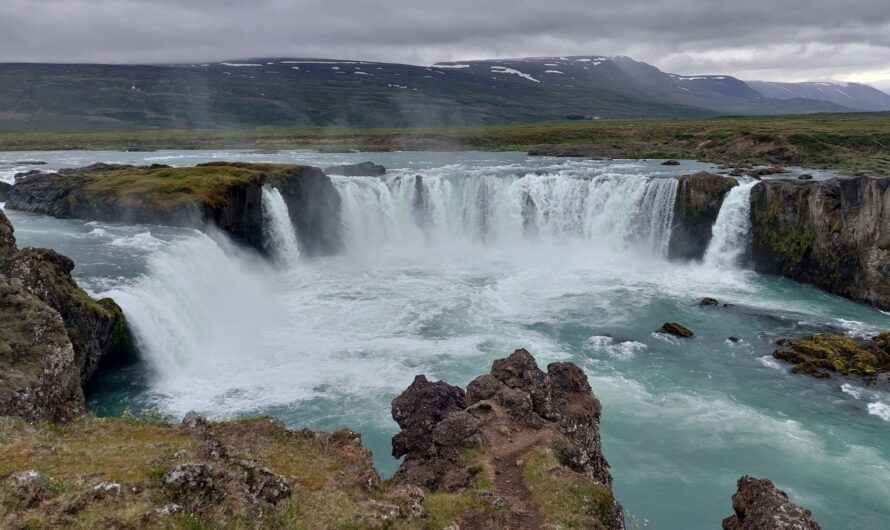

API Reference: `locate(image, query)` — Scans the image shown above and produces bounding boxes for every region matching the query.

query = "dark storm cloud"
[2,0,889,85]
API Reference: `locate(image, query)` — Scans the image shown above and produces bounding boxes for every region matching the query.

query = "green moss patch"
[773,333,890,381]
[523,446,619,529]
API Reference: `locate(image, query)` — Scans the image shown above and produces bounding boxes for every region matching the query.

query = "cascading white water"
[261,185,301,266]
[106,230,286,412]
[703,180,758,268]
[334,172,680,255]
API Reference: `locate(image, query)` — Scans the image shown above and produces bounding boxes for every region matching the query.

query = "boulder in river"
[772,333,890,383]
[661,160,681,166]
[0,181,11,201]
[723,476,821,530]
[659,322,694,338]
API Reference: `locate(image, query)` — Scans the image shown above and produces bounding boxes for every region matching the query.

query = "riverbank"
[1,113,888,172]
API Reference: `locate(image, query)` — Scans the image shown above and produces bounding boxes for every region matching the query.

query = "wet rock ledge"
[3,162,343,256]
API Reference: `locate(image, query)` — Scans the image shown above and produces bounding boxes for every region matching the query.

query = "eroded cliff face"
[4,163,344,257]
[668,172,738,260]
[749,176,890,309]
[0,210,129,421]
[264,165,344,256]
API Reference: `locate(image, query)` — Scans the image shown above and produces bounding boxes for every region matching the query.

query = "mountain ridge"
[0,55,885,132]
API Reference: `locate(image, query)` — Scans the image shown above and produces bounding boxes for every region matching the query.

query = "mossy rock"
[772,333,890,382]
[659,322,694,338]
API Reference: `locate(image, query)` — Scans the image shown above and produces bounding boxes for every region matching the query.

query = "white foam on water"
[758,355,782,369]
[867,401,890,421]
[584,336,648,359]
[109,231,164,251]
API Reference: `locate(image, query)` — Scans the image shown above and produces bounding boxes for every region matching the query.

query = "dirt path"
[479,427,555,530]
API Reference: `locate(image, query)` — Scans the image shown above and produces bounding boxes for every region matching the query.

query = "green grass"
[1,113,888,171]
[523,446,620,529]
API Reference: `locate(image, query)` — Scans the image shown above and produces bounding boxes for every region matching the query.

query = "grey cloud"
[1,0,889,86]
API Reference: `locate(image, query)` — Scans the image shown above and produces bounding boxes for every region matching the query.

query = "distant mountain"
[0,56,876,132]
[747,81,890,112]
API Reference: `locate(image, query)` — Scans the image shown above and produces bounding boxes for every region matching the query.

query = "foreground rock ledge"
[0,348,825,529]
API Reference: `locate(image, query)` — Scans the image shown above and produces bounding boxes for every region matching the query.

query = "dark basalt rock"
[798,173,814,180]
[668,172,738,260]
[0,181,11,201]
[749,176,890,309]
[263,165,344,256]
[659,322,694,338]
[661,160,681,166]
[698,297,720,306]
[390,348,623,527]
[0,209,15,261]
[723,476,821,530]
[0,276,83,422]
[2,247,130,385]
[0,212,129,422]
[324,161,386,177]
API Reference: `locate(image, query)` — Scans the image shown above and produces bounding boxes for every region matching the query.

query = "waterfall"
[106,230,284,414]
[703,180,758,268]
[332,172,680,256]
[262,185,301,266]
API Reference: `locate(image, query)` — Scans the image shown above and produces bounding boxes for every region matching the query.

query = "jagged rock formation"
[723,476,822,530]
[668,172,738,260]
[390,348,625,529]
[749,176,890,309]
[0,210,128,421]
[324,161,386,177]
[4,162,344,257]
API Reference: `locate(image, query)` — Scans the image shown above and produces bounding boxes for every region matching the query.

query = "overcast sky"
[2,0,889,91]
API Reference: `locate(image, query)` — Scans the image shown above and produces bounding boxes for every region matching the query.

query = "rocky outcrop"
[4,162,344,257]
[0,181,11,202]
[723,476,821,530]
[749,176,890,309]
[0,211,129,421]
[1,248,129,384]
[390,348,624,529]
[658,322,694,338]
[668,172,738,260]
[772,333,890,383]
[324,161,386,177]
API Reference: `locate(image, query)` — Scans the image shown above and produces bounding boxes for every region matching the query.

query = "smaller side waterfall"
[261,185,301,266]
[703,180,758,268]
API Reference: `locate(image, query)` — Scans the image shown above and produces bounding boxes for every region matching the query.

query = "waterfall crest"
[333,172,680,256]
[703,180,757,268]
[262,185,301,266]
